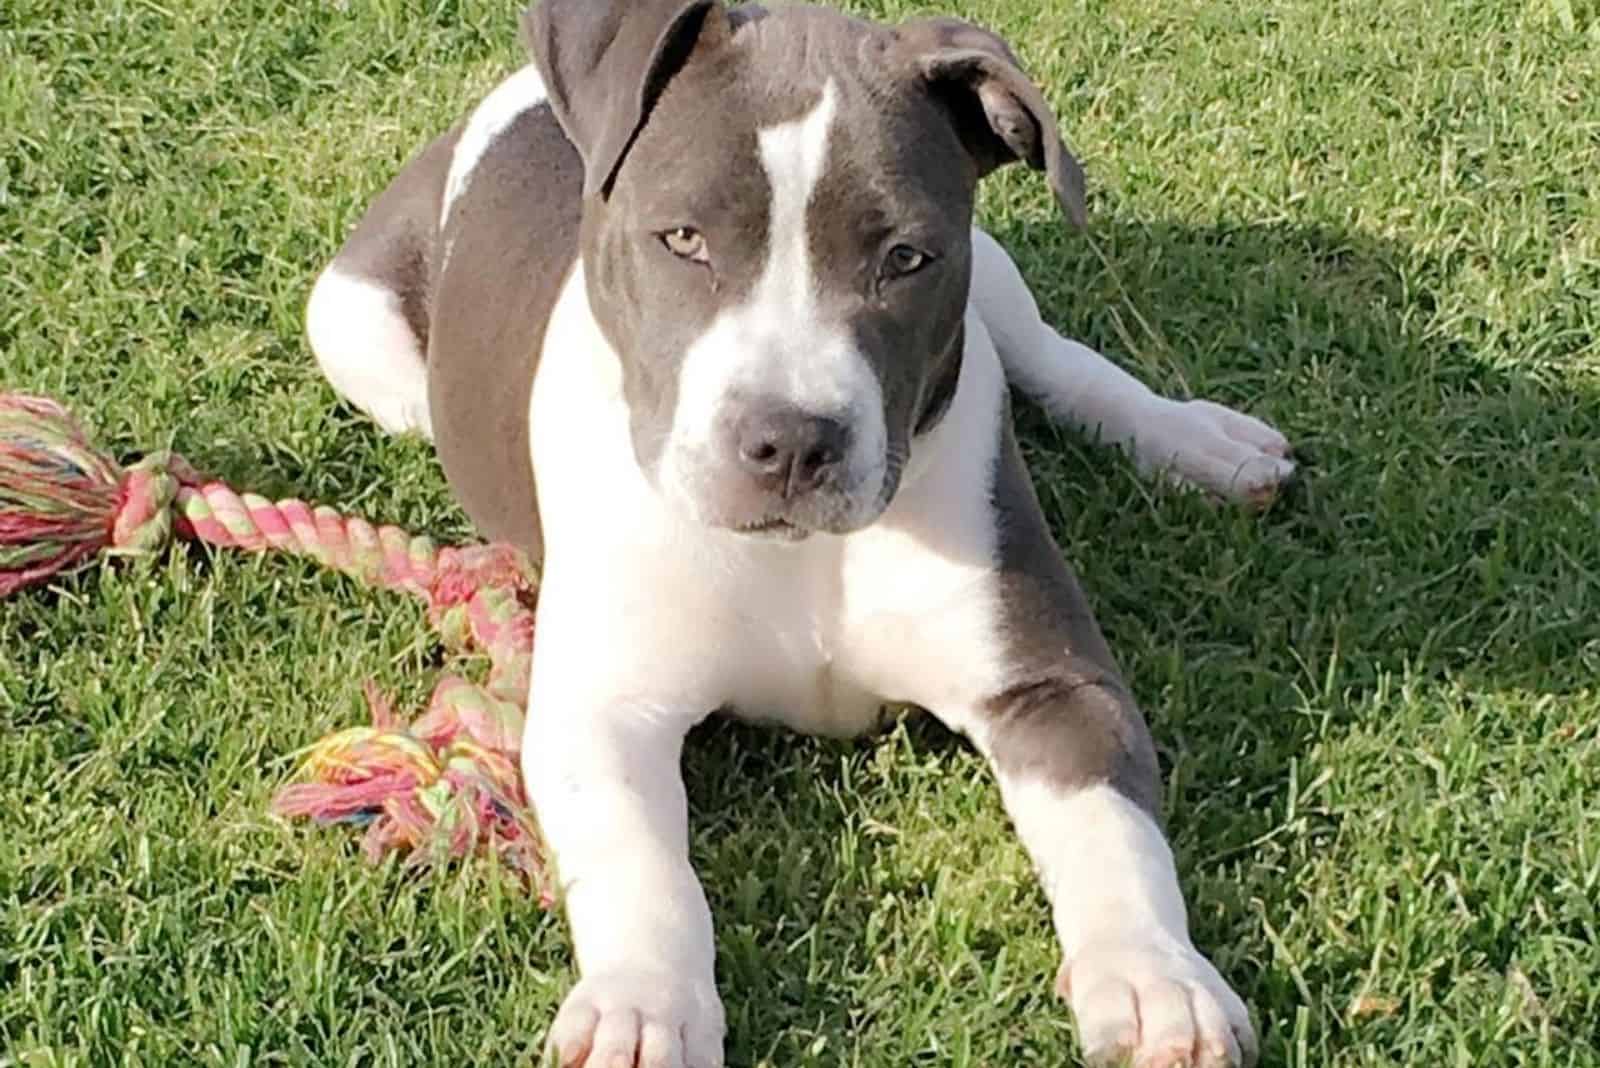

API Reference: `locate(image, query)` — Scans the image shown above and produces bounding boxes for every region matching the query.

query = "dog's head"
[523,0,1084,539]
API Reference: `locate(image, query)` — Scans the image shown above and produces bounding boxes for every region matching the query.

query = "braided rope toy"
[1,392,552,903]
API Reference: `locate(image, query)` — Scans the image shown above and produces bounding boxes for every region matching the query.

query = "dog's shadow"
[678,213,1598,1061]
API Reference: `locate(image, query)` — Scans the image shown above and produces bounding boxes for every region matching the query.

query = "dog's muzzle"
[660,396,887,540]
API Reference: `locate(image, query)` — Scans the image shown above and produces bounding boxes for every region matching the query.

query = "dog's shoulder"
[427,65,585,556]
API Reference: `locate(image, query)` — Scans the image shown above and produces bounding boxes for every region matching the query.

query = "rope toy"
[1,392,551,902]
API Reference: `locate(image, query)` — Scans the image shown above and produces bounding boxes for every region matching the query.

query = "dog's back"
[427,73,582,560]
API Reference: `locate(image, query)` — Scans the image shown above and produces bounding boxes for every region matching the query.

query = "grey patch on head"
[733,5,1087,526]
[520,0,784,480]
[780,13,979,518]
[981,403,1162,816]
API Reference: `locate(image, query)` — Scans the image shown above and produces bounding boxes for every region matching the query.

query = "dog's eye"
[661,227,709,264]
[883,244,931,279]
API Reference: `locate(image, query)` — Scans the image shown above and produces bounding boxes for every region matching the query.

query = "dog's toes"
[1156,449,1296,511]
[1066,976,1141,1062]
[1188,399,1292,459]
[638,1019,687,1068]
[1188,981,1251,1068]
[1061,939,1257,1068]
[1232,454,1298,511]
[1181,402,1296,505]
[589,1006,642,1067]
[547,972,724,1068]
[1133,398,1297,508]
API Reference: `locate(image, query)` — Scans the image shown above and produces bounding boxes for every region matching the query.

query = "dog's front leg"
[944,679,1258,1068]
[995,770,1256,1068]
[903,434,1258,1067]
[524,663,723,1068]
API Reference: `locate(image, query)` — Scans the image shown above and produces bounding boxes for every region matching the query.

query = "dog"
[305,2,1294,1064]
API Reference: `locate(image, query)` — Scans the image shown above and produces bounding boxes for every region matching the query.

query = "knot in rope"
[110,452,187,556]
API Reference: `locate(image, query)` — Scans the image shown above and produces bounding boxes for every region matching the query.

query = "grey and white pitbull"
[305,1,1294,1064]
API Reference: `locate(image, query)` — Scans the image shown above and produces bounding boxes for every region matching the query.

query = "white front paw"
[1058,939,1258,1068]
[547,971,725,1068]
[1133,397,1295,507]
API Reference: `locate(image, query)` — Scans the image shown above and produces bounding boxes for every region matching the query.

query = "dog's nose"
[735,405,850,498]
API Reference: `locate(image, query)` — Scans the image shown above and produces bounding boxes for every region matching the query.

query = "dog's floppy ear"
[898,16,1087,227]
[521,0,730,200]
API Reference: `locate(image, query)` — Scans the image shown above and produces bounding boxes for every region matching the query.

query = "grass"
[2,0,1597,1064]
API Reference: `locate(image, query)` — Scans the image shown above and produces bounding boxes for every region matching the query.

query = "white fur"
[304,266,432,438]
[970,228,1294,503]
[988,777,1192,963]
[526,266,742,1068]
[439,64,549,230]
[832,306,1009,716]
[662,81,888,525]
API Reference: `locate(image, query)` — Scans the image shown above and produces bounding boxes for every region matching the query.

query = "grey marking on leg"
[983,403,1161,815]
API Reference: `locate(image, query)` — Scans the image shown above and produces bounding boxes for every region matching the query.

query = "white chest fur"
[529,265,1008,737]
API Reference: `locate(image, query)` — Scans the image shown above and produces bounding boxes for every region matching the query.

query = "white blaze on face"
[663,80,889,525]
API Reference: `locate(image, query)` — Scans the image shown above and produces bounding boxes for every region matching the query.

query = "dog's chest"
[705,555,903,737]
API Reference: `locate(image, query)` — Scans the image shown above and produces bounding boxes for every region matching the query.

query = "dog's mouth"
[731,516,812,542]
[714,469,903,542]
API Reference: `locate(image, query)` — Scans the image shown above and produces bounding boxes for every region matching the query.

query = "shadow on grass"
[999,210,1592,680]
[685,715,909,1063]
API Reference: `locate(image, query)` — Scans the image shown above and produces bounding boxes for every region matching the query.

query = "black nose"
[735,405,851,499]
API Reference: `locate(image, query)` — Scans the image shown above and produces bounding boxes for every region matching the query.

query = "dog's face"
[526,0,1085,539]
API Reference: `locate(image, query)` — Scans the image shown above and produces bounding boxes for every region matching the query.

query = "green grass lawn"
[3,0,1598,1064]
